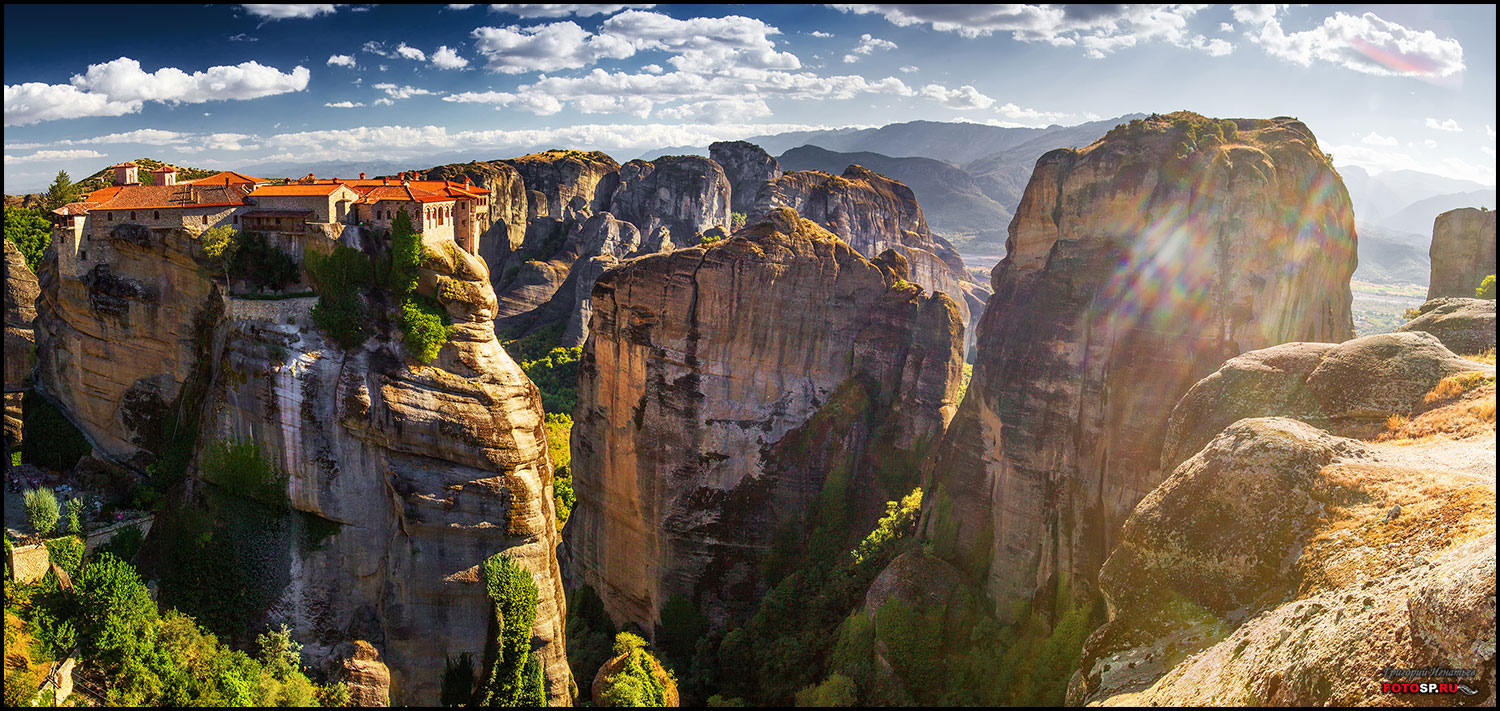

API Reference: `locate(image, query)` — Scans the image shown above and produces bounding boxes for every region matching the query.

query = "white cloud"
[996,102,1071,125]
[373,83,437,100]
[5,57,309,126]
[920,84,995,110]
[833,5,1232,57]
[372,98,394,106]
[1359,131,1398,146]
[4,149,107,164]
[810,31,833,38]
[229,33,258,42]
[642,64,663,74]
[395,43,427,62]
[240,4,337,20]
[363,41,393,57]
[471,21,636,74]
[850,33,897,56]
[1219,22,1234,33]
[327,54,357,68]
[486,4,654,18]
[431,46,470,69]
[1237,8,1464,77]
[603,10,801,73]
[324,100,366,108]
[201,133,258,151]
[1423,139,1438,149]
[448,4,475,9]
[1425,118,1462,132]
[898,65,919,73]
[842,55,858,64]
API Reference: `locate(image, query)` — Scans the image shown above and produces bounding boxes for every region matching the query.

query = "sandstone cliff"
[1428,207,1496,300]
[918,113,1358,624]
[5,241,39,448]
[710,141,781,214]
[603,155,731,244]
[34,221,574,704]
[570,208,963,630]
[755,164,984,354]
[1075,330,1495,706]
[502,150,621,220]
[421,160,529,256]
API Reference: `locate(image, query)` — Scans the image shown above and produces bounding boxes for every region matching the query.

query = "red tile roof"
[248,183,348,197]
[82,184,254,210]
[181,171,267,186]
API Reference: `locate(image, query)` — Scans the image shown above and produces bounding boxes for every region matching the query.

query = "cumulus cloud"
[327,54,357,67]
[325,100,366,108]
[810,31,833,38]
[486,4,655,17]
[1236,8,1464,77]
[602,10,801,72]
[920,84,995,110]
[1425,118,1462,132]
[848,33,897,59]
[1359,131,1398,146]
[4,149,108,164]
[898,65,919,73]
[373,83,437,100]
[395,43,427,62]
[471,21,636,73]
[5,57,309,126]
[240,4,337,20]
[833,5,1233,58]
[431,46,469,69]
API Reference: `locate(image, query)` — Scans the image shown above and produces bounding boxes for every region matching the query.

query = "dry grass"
[1464,348,1495,365]
[1424,371,1496,404]
[1377,384,1496,444]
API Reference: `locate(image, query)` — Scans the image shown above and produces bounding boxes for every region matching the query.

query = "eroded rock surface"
[918,113,1358,623]
[4,241,38,448]
[1397,297,1496,355]
[570,208,963,630]
[1428,207,1496,300]
[710,140,781,214]
[503,150,621,221]
[603,155,731,244]
[422,160,529,256]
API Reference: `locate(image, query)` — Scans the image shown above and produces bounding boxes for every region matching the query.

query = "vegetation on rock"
[4,205,50,272]
[477,553,545,705]
[596,632,676,707]
[307,244,373,350]
[1479,274,1496,299]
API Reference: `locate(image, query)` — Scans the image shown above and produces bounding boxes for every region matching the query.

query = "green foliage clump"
[43,170,81,212]
[793,673,856,706]
[4,205,51,273]
[478,553,544,706]
[399,294,452,363]
[598,632,675,707]
[730,212,747,230]
[43,535,84,580]
[307,245,373,350]
[566,585,617,699]
[1478,274,1496,299]
[654,594,708,675]
[23,487,60,536]
[96,524,145,563]
[388,208,423,298]
[521,346,581,414]
[65,497,87,535]
[546,413,576,530]
[200,439,287,509]
[440,652,476,707]
[20,391,92,471]
[229,231,300,292]
[77,552,159,670]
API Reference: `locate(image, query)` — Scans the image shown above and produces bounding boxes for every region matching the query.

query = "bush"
[730,212,747,230]
[4,205,51,273]
[23,487,60,536]
[794,673,857,706]
[96,524,144,563]
[76,552,159,670]
[521,347,581,414]
[398,294,451,363]
[230,231,300,292]
[1479,274,1496,299]
[479,553,543,705]
[65,497,87,535]
[43,535,84,580]
[307,245,374,350]
[598,632,675,707]
[567,585,617,700]
[441,652,476,706]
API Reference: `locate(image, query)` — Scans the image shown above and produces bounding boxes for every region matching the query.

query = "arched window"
[130,211,136,220]
[107,212,114,221]
[154,210,160,220]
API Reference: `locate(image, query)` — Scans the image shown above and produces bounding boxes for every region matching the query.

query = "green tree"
[479,553,543,705]
[1478,274,1496,299]
[440,652,476,706]
[76,552,159,671]
[199,226,240,284]
[43,170,79,211]
[598,632,675,707]
[4,205,51,272]
[23,487,60,535]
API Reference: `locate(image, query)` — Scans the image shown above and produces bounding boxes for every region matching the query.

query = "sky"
[4,4,1496,192]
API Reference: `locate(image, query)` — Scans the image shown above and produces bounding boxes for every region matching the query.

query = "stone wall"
[7,542,49,583]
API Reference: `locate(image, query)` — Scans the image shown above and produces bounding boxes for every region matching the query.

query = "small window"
[233,215,239,225]
[130,211,136,220]
[107,212,114,221]
[154,210,160,220]
[80,250,87,261]
[203,214,209,225]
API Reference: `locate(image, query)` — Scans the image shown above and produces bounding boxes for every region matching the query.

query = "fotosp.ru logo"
[1381,666,1480,696]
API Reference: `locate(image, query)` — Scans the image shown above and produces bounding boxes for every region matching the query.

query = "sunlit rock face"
[502,150,621,220]
[1427,207,1496,300]
[710,140,782,214]
[570,208,963,630]
[919,113,1357,623]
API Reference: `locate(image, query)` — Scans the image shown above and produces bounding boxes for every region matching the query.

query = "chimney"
[383,177,390,186]
[360,172,366,180]
[464,175,472,189]
[153,165,177,186]
[113,162,139,186]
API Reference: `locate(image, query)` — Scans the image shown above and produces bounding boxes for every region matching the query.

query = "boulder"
[1427,207,1496,300]
[1397,297,1496,355]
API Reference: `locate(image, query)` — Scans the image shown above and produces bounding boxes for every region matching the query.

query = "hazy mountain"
[1340,164,1495,225]
[1352,223,1430,285]
[1375,189,1497,236]
[776,145,1013,240]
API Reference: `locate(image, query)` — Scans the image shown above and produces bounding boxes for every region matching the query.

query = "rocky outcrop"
[710,141,781,214]
[603,155,731,244]
[570,208,963,630]
[1428,207,1496,300]
[5,242,38,448]
[1075,329,1495,705]
[1397,297,1496,355]
[325,640,392,707]
[918,113,1358,624]
[756,164,983,353]
[422,160,529,256]
[503,150,621,221]
[36,221,574,704]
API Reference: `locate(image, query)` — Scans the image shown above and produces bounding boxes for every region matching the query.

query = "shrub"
[730,212,747,230]
[479,553,543,705]
[307,245,374,350]
[566,585,617,700]
[1479,274,1496,299]
[96,524,145,563]
[4,205,51,272]
[522,347,582,414]
[598,632,675,707]
[398,294,451,363]
[76,553,159,671]
[441,652,476,706]
[43,535,84,580]
[794,673,857,706]
[65,497,87,535]
[23,487,60,536]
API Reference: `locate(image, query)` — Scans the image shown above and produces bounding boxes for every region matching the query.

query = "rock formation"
[756,164,986,354]
[34,219,574,704]
[570,208,963,630]
[710,141,781,214]
[917,113,1358,624]
[1396,297,1496,355]
[325,640,392,707]
[422,160,529,257]
[1075,329,1495,706]
[4,241,39,449]
[603,155,731,244]
[502,150,621,221]
[1428,207,1496,300]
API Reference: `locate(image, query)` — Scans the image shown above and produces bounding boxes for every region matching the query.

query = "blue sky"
[4,4,1495,192]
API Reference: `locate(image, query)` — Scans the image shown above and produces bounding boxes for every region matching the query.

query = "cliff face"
[756,164,984,353]
[570,208,963,629]
[604,155,731,244]
[35,223,574,704]
[1076,331,1495,706]
[4,242,38,447]
[710,140,782,214]
[421,160,529,255]
[1428,207,1496,300]
[502,150,622,220]
[919,113,1358,623]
